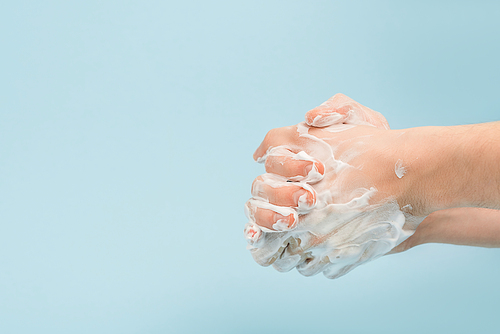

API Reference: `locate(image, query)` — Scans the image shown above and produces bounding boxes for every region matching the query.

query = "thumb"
[305,93,390,129]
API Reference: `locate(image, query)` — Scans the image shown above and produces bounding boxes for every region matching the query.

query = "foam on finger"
[245,198,298,231]
[244,120,423,279]
[309,112,345,127]
[265,146,324,183]
[251,173,317,214]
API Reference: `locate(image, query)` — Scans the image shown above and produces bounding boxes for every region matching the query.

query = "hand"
[244,94,423,279]
[304,95,500,254]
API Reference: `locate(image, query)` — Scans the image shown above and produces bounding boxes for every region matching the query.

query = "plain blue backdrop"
[1,1,499,333]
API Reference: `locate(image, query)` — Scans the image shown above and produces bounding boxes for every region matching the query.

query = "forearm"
[402,122,500,215]
[390,122,500,252]
[463,122,500,210]
[412,208,500,248]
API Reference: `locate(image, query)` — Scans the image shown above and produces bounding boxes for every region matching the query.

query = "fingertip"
[250,175,263,195]
[253,147,267,163]
[305,107,322,126]
[253,129,280,162]
[304,161,324,175]
[253,134,271,162]
[306,112,343,128]
[315,161,325,175]
[252,150,260,162]
[303,161,324,184]
[294,186,317,214]
[248,200,298,232]
[305,94,350,127]
[244,222,263,246]
[272,213,296,231]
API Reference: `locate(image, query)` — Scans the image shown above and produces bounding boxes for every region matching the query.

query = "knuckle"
[265,127,280,139]
[265,127,291,140]
[264,156,274,171]
[251,176,264,192]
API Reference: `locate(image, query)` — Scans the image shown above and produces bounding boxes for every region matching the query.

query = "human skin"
[249,94,500,252]
[390,208,500,253]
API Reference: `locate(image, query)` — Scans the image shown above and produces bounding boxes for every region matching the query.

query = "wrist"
[397,125,473,215]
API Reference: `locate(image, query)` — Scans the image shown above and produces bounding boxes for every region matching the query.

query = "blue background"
[1,1,499,333]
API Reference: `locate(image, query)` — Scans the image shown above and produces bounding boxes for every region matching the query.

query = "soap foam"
[265,147,324,183]
[245,122,423,279]
[395,159,407,179]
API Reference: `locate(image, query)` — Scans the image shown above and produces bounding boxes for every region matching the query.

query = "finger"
[296,255,331,277]
[244,222,263,246]
[322,247,360,279]
[253,126,296,162]
[272,236,303,272]
[305,94,349,127]
[252,174,316,213]
[255,207,296,231]
[264,147,324,183]
[248,232,291,267]
[305,93,390,130]
[305,93,353,126]
[245,198,298,231]
[345,106,390,130]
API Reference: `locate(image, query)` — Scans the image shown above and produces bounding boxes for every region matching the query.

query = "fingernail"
[272,213,295,231]
[305,162,323,183]
[293,189,308,205]
[311,112,343,127]
[304,164,313,176]
[295,188,316,214]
